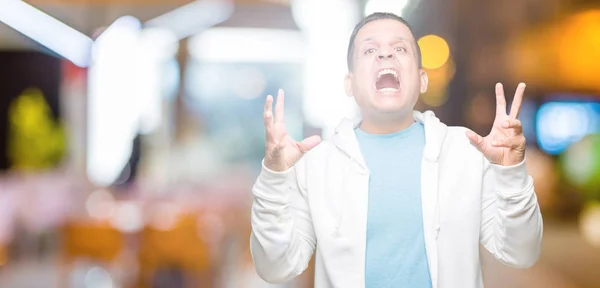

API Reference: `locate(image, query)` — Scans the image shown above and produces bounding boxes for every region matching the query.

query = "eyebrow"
[360,36,410,43]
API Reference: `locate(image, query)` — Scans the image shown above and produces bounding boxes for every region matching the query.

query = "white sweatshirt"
[250,110,543,288]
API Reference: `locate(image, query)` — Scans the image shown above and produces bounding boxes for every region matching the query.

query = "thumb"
[465,129,486,153]
[297,135,322,153]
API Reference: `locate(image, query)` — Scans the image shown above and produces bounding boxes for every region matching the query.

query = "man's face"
[345,19,428,118]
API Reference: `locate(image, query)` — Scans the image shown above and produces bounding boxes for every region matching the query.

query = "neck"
[359,111,415,134]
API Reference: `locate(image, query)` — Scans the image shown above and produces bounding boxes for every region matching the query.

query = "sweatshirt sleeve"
[479,157,544,269]
[249,158,316,283]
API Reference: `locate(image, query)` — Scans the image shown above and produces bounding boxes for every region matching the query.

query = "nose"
[377,52,394,60]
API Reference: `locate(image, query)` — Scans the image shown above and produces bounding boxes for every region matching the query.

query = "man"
[250,12,543,288]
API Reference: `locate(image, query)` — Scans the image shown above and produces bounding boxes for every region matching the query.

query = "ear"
[344,73,354,97]
[419,69,429,94]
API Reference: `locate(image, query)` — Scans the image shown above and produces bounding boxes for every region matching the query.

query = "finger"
[491,136,526,149]
[297,135,322,153]
[501,119,523,135]
[509,82,526,119]
[264,95,274,140]
[465,129,486,153]
[495,82,507,116]
[274,89,285,124]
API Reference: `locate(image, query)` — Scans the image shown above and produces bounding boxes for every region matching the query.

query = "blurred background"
[0,0,599,287]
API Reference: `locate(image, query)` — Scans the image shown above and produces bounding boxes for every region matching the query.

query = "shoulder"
[303,140,337,163]
[446,126,471,144]
[441,125,484,160]
[294,140,339,187]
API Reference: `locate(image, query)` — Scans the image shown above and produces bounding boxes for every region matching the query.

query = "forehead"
[354,19,414,44]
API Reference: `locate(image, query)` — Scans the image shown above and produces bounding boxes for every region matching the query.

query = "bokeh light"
[557,10,600,91]
[420,57,455,107]
[109,202,143,233]
[85,189,116,220]
[418,34,450,70]
[561,134,600,198]
[508,9,600,93]
[84,266,114,288]
[536,101,600,155]
[579,201,600,248]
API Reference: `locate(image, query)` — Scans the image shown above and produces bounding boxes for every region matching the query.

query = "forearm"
[481,160,543,268]
[250,161,315,283]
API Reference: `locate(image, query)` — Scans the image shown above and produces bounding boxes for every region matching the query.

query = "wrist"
[263,159,289,173]
[491,158,531,196]
[253,159,295,203]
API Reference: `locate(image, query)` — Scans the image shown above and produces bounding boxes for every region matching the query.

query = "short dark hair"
[347,12,422,71]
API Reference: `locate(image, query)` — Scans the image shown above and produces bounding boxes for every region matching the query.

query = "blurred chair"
[61,221,124,262]
[59,220,125,287]
[137,213,212,288]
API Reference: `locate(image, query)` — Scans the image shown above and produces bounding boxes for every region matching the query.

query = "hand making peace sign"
[466,83,527,166]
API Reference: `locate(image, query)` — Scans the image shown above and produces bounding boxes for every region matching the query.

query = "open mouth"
[375,68,400,92]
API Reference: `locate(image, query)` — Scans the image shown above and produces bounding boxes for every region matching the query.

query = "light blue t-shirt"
[355,122,432,288]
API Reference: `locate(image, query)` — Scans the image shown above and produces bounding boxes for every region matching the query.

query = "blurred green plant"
[7,87,66,171]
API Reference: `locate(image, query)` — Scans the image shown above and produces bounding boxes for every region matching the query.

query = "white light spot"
[85,189,116,220]
[84,266,113,288]
[110,202,143,233]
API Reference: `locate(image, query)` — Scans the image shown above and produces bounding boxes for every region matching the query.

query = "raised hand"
[466,83,527,166]
[263,89,322,172]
